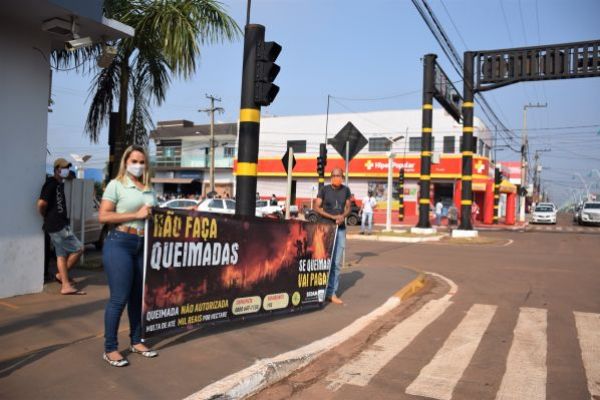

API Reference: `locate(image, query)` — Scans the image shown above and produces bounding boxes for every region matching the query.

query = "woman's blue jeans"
[102,230,144,353]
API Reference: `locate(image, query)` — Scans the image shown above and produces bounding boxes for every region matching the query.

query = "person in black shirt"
[37,158,85,295]
[314,167,351,305]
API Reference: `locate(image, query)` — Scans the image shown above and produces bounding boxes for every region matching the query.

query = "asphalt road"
[254,216,600,399]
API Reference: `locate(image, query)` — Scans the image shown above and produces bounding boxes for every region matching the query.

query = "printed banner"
[141,208,337,338]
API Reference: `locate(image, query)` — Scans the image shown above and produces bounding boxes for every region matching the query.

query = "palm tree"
[53,0,240,175]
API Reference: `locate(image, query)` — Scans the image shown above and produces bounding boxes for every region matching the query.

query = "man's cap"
[53,158,72,169]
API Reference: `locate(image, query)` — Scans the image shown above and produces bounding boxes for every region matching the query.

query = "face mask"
[59,169,70,178]
[127,164,145,178]
[331,177,343,187]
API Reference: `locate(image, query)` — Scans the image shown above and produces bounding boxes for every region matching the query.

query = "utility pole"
[199,94,224,194]
[532,149,550,203]
[520,102,547,222]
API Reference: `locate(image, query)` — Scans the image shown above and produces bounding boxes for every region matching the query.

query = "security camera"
[65,36,93,51]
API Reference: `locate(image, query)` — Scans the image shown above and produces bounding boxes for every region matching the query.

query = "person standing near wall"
[37,158,84,295]
[314,167,351,305]
[98,145,158,367]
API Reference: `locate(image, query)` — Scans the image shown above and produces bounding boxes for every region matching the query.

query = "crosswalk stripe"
[496,307,547,400]
[405,304,497,400]
[326,297,453,391]
[574,311,600,399]
[556,226,563,231]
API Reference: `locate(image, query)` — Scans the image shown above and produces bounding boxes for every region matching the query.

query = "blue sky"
[48,0,600,205]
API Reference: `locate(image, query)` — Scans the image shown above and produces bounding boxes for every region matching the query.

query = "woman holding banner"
[98,145,158,367]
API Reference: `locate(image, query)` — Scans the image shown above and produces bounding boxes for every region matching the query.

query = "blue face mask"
[59,168,70,178]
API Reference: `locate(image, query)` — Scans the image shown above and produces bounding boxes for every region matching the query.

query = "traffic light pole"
[235,24,263,217]
[493,166,501,224]
[398,168,405,221]
[459,51,475,231]
[416,54,436,229]
[317,143,326,191]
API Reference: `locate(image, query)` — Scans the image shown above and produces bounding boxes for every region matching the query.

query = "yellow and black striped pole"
[493,166,501,224]
[459,51,475,230]
[398,167,405,221]
[235,24,264,216]
[417,54,436,228]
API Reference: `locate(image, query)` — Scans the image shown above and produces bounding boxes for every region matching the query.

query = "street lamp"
[384,135,405,232]
[573,173,592,201]
[70,153,92,179]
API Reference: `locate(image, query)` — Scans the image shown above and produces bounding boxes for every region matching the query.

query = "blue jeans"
[436,213,442,226]
[361,211,373,233]
[102,230,144,353]
[326,227,346,298]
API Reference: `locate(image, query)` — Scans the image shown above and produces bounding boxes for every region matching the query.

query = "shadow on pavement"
[337,270,364,297]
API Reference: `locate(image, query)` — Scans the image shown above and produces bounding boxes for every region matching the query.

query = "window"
[209,199,224,209]
[224,147,235,158]
[286,140,306,154]
[443,136,455,153]
[409,137,421,152]
[368,137,391,152]
[225,200,236,210]
[408,136,433,152]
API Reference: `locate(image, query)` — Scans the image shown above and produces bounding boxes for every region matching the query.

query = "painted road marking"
[574,311,600,399]
[326,295,454,391]
[496,307,547,400]
[405,304,497,400]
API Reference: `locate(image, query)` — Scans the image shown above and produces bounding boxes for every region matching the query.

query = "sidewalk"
[362,214,527,232]
[0,262,417,399]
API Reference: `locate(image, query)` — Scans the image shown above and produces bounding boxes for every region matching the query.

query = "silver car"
[579,202,600,226]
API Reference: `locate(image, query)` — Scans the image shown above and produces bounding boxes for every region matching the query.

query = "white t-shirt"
[362,196,377,213]
[435,202,443,214]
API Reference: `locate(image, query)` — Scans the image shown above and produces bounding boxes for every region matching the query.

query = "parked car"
[304,201,360,226]
[197,198,262,217]
[573,204,582,223]
[530,204,557,224]
[578,201,600,226]
[160,199,199,210]
[256,199,283,218]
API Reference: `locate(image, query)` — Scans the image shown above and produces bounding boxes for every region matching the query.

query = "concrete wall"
[0,19,51,298]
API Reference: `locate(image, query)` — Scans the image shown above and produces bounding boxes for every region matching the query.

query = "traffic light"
[317,156,324,176]
[319,143,327,168]
[255,39,282,106]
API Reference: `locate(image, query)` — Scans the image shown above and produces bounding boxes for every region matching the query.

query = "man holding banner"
[314,167,352,305]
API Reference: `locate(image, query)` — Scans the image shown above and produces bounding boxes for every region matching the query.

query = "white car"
[531,205,557,224]
[160,199,199,210]
[198,198,262,217]
[579,202,600,226]
[537,202,557,212]
[256,199,283,218]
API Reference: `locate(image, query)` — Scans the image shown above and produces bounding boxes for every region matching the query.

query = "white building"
[249,109,493,216]
[150,120,237,198]
[0,1,133,298]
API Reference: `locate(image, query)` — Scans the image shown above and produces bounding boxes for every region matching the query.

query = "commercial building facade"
[244,109,495,219]
[150,120,237,198]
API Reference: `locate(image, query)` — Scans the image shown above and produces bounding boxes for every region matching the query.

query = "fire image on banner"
[141,208,337,338]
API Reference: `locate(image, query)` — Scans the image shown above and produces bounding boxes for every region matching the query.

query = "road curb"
[184,273,428,400]
[393,273,426,300]
[347,234,445,243]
